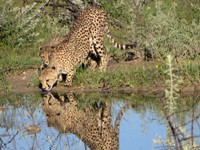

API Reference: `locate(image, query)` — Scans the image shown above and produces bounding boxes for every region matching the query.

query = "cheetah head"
[42,92,65,130]
[43,92,64,117]
[43,92,78,132]
[39,46,54,66]
[39,66,59,91]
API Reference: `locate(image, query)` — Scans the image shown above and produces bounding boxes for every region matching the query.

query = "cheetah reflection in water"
[42,92,131,150]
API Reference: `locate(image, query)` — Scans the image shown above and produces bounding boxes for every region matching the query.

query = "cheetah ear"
[41,64,47,70]
[50,46,56,49]
[39,47,45,51]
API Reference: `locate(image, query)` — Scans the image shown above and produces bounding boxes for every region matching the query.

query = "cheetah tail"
[114,104,137,133]
[106,29,137,50]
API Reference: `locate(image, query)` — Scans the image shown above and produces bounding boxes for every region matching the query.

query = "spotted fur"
[43,92,127,150]
[39,35,69,68]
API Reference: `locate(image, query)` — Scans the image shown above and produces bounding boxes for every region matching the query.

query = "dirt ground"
[2,60,200,97]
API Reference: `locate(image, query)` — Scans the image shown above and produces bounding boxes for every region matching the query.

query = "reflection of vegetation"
[155,96,200,149]
[0,93,43,149]
[153,54,200,149]
[0,93,42,128]
[0,91,199,149]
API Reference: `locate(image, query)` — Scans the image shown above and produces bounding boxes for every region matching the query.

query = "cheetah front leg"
[99,51,109,71]
[64,69,74,87]
[90,29,109,71]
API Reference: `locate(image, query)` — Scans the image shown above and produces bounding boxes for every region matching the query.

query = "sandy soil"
[2,60,200,97]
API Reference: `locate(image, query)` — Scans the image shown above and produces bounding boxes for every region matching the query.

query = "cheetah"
[39,6,136,91]
[39,35,69,68]
[43,92,130,150]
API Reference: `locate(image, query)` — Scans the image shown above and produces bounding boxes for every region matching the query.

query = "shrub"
[0,0,42,48]
[0,0,69,48]
[143,1,200,59]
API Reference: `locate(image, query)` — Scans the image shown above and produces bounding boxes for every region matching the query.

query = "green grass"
[73,60,192,87]
[0,48,40,70]
[0,74,12,92]
[23,57,199,90]
[72,60,199,89]
[0,46,41,92]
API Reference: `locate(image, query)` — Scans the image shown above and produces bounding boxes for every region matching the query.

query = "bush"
[142,1,200,59]
[0,0,69,48]
[0,1,42,48]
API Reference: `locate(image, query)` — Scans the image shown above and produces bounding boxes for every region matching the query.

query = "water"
[0,92,199,150]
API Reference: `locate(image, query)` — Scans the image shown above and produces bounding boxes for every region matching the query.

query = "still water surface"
[0,92,199,149]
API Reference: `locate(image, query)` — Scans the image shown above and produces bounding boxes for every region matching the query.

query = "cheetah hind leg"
[91,36,108,71]
[87,35,99,71]
[90,59,98,70]
[98,51,109,71]
[87,52,99,71]
[88,48,108,71]
[88,42,108,71]
[90,27,108,71]
[82,55,98,71]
